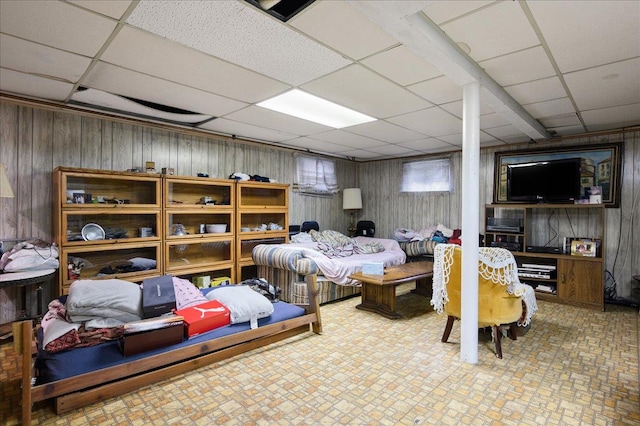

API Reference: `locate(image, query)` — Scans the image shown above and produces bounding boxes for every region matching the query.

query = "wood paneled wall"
[1,100,638,321]
[0,101,357,322]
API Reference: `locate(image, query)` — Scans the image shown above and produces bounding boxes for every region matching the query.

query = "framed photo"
[493,142,623,207]
[570,239,596,257]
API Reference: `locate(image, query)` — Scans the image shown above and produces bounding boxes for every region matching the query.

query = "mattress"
[36,299,305,384]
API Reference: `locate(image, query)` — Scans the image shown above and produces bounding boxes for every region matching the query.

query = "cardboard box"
[120,320,184,356]
[174,300,230,338]
[211,276,231,287]
[192,275,211,288]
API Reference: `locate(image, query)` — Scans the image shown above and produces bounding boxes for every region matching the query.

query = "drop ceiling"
[0,0,638,161]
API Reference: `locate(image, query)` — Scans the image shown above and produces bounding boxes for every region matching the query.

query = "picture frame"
[493,142,623,207]
[570,239,596,257]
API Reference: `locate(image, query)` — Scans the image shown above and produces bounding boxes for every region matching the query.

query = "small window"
[294,155,339,195]
[401,158,452,192]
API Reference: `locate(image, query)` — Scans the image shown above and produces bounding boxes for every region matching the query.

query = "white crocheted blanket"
[431,244,538,326]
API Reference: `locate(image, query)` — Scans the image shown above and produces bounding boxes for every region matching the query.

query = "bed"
[15,273,322,425]
[253,232,406,305]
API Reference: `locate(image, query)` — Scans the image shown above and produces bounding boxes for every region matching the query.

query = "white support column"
[460,82,480,364]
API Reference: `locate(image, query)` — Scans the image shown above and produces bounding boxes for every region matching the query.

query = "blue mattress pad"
[36,289,306,384]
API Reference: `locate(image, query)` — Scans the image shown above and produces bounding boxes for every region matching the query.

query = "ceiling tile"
[342,120,426,144]
[581,104,640,132]
[0,0,117,56]
[69,0,132,19]
[504,77,566,105]
[407,76,462,105]
[281,137,351,154]
[483,124,528,139]
[223,106,332,136]
[440,1,540,62]
[387,107,462,137]
[360,45,443,86]
[523,98,575,119]
[102,26,289,103]
[289,1,397,60]
[301,65,431,118]
[0,68,74,101]
[0,35,92,83]
[479,46,556,87]
[71,88,213,124]
[82,62,247,117]
[399,138,458,151]
[421,1,495,25]
[539,113,581,128]
[564,58,640,111]
[126,0,350,86]
[307,130,386,150]
[528,0,640,73]
[199,118,296,143]
[365,144,418,157]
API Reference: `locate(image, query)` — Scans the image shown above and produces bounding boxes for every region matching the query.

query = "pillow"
[205,285,274,329]
[128,257,156,270]
[172,277,208,309]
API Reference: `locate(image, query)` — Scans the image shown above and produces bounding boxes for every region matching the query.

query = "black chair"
[288,225,301,238]
[301,221,319,232]
[355,221,375,237]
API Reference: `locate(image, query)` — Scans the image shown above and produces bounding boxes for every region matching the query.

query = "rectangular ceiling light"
[257,89,376,128]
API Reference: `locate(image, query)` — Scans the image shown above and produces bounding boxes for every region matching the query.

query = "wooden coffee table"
[349,261,434,319]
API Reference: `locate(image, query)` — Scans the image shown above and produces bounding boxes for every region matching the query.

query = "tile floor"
[1,284,639,425]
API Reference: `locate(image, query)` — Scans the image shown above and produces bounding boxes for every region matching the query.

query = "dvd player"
[526,245,562,254]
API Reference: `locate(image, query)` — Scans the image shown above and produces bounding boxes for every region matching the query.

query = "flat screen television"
[506,157,582,203]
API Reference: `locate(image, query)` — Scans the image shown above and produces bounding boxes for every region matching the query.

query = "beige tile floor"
[2,284,639,425]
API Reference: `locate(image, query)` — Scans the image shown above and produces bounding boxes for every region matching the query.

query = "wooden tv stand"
[485,203,605,311]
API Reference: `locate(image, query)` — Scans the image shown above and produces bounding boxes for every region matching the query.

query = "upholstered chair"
[431,244,537,358]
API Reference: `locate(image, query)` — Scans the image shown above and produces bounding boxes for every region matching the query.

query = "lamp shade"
[343,188,362,210]
[0,163,14,198]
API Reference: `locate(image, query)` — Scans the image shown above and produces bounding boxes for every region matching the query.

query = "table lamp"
[0,163,14,198]
[343,188,362,236]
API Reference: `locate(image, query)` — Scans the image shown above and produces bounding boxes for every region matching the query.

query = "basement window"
[401,158,452,192]
[294,155,338,196]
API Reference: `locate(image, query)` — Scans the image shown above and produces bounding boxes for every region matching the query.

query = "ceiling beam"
[348,1,551,140]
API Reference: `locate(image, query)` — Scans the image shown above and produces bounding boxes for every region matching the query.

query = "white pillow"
[205,286,273,329]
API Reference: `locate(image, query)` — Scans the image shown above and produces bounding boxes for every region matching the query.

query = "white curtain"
[294,155,339,195]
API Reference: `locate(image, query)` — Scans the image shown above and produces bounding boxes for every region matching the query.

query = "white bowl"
[206,224,226,233]
[241,227,251,232]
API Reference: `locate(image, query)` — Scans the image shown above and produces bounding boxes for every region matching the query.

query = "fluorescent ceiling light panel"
[257,89,376,128]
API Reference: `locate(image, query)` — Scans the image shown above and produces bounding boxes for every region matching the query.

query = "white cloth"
[431,244,537,326]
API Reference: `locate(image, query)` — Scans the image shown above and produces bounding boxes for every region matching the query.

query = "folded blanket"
[66,279,143,324]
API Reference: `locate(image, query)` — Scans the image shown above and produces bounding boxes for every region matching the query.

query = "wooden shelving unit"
[54,168,290,290]
[485,203,605,310]
[235,181,289,281]
[53,167,163,294]
[163,176,235,282]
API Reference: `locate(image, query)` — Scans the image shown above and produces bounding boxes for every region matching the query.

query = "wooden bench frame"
[15,275,322,424]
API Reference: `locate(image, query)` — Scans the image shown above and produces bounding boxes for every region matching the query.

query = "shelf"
[60,242,161,292]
